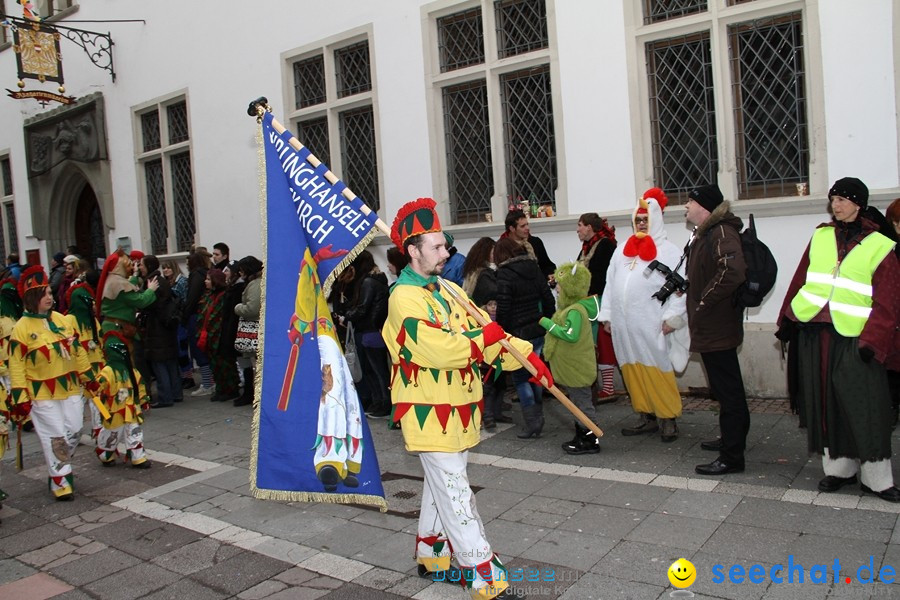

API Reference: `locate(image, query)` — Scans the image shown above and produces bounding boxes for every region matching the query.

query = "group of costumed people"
[0,250,156,504]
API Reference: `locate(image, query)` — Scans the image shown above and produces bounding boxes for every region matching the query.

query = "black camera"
[644,260,689,303]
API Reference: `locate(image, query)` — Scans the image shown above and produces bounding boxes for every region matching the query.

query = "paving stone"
[700,523,801,564]
[591,540,684,586]
[237,579,290,599]
[154,483,226,509]
[232,508,337,544]
[18,540,79,567]
[319,583,406,599]
[1,522,72,555]
[191,549,293,594]
[151,537,244,575]
[800,504,896,543]
[656,488,742,521]
[625,512,719,551]
[520,528,615,572]
[83,562,182,600]
[468,463,559,494]
[384,574,431,598]
[500,495,584,528]
[48,547,142,586]
[344,530,413,572]
[471,489,529,521]
[351,566,406,590]
[138,577,230,600]
[556,503,648,539]
[244,537,317,565]
[690,550,773,600]
[483,518,551,558]
[556,572,664,599]
[298,551,372,582]
[532,475,613,504]
[590,480,675,512]
[98,518,204,560]
[274,566,321,586]
[784,534,887,573]
[0,572,73,600]
[0,557,37,585]
[726,498,817,533]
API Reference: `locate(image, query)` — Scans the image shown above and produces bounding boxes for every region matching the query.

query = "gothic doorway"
[74,184,106,266]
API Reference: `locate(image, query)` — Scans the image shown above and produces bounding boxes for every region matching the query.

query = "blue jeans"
[187,314,210,368]
[512,337,544,408]
[151,358,182,405]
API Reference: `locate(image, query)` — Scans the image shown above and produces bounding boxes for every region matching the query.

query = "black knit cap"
[688,184,724,213]
[828,177,868,209]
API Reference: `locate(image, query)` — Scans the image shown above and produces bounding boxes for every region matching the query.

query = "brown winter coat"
[686,201,746,352]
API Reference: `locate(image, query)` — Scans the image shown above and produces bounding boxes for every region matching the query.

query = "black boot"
[234,368,255,407]
[517,404,543,439]
[562,424,600,455]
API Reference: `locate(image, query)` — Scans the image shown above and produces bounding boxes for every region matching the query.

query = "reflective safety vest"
[790,227,895,336]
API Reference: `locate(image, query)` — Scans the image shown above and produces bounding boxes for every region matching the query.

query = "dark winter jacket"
[346,271,389,334]
[686,201,746,352]
[578,236,616,297]
[470,268,498,309]
[218,281,246,358]
[182,267,208,325]
[496,255,556,341]
[141,269,178,362]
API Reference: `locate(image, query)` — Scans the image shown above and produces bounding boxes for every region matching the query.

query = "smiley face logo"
[668,558,696,588]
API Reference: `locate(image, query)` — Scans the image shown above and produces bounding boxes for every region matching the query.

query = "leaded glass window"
[294,55,326,109]
[730,13,807,198]
[167,101,189,145]
[141,111,160,152]
[501,65,557,209]
[643,0,707,24]
[1,158,12,196]
[495,0,548,59]
[443,80,493,224]
[646,33,718,203]
[339,107,379,212]
[297,117,331,169]
[4,203,17,254]
[0,210,6,258]
[145,159,167,255]
[334,41,371,98]
[171,152,196,252]
[136,95,196,253]
[438,7,485,72]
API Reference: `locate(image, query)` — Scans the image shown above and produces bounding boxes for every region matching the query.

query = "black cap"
[828,177,868,209]
[688,184,724,213]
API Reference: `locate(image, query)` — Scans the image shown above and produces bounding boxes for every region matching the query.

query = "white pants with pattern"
[30,394,83,496]
[96,422,146,464]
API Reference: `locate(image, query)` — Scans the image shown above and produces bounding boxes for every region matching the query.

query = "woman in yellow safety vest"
[776,177,900,503]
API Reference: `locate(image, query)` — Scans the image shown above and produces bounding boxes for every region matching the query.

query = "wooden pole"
[248,97,393,239]
[437,277,603,438]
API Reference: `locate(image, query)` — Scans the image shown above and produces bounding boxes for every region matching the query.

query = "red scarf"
[623,234,657,261]
[581,222,616,257]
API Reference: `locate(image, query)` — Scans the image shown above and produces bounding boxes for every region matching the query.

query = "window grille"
[646,33,718,203]
[339,107,379,212]
[1,158,12,196]
[36,0,73,19]
[4,203,17,254]
[0,210,5,257]
[726,0,756,6]
[643,0,707,24]
[171,152,196,252]
[294,55,327,109]
[167,101,189,145]
[141,111,161,152]
[438,7,485,73]
[730,13,807,198]
[501,65,557,209]
[334,41,371,98]
[442,80,493,224]
[144,159,167,255]
[495,0,548,59]
[298,117,331,169]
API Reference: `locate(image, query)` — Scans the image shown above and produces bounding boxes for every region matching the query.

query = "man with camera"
[684,184,749,475]
[598,188,689,442]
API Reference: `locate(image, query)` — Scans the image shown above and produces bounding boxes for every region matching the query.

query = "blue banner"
[251,112,385,510]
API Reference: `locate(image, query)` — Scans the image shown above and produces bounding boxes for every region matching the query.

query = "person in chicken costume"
[383,197,547,599]
[64,282,105,440]
[93,331,152,468]
[7,266,98,500]
[598,188,690,442]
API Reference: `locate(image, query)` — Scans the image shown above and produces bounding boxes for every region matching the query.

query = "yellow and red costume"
[64,282,104,439]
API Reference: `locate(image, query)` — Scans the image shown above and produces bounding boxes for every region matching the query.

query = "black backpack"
[734,213,777,308]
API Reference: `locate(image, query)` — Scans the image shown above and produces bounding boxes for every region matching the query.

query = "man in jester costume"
[93,331,151,468]
[0,277,20,506]
[7,266,98,500]
[383,197,549,599]
[64,281,104,440]
[598,188,690,442]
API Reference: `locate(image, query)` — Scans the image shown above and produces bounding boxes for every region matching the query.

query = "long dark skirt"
[796,325,892,462]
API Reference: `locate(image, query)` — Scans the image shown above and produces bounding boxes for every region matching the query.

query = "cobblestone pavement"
[1,387,899,600]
